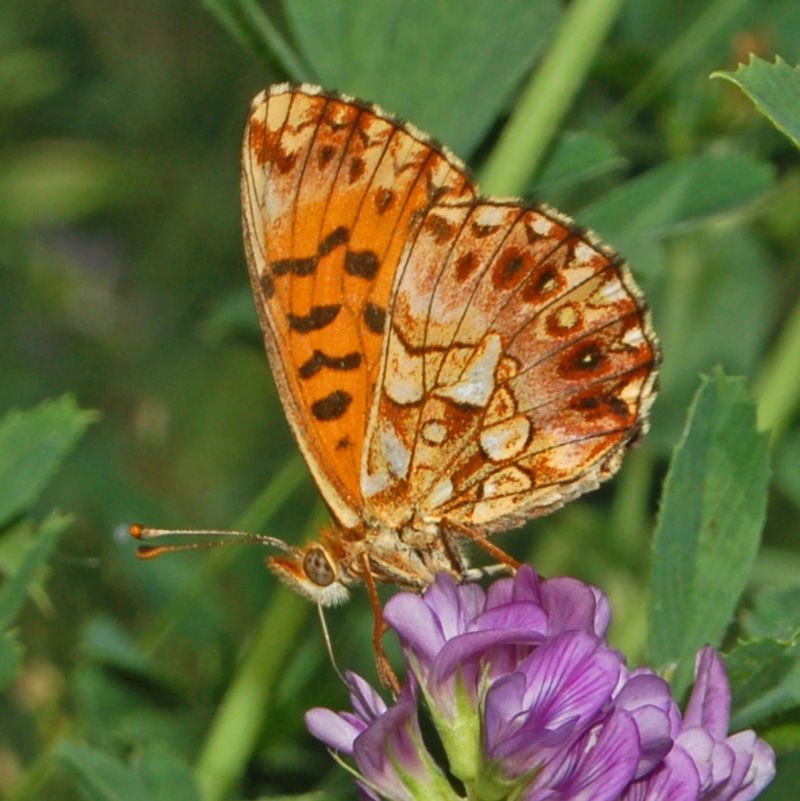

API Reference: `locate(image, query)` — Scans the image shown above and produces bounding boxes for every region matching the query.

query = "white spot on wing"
[426,478,453,509]
[574,241,596,265]
[421,420,447,445]
[434,333,501,408]
[381,422,411,479]
[480,416,531,462]
[361,467,390,498]
[384,331,424,405]
[483,466,532,498]
[623,327,644,347]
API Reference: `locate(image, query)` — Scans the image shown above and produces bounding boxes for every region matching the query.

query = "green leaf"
[647,369,771,695]
[532,130,624,195]
[0,629,22,691]
[775,419,800,509]
[0,47,65,113]
[136,751,200,801]
[80,616,183,693]
[203,286,260,342]
[0,511,70,630]
[579,154,775,274]
[283,0,561,156]
[649,229,777,453]
[712,55,800,149]
[201,0,311,81]
[0,395,96,528]
[55,742,154,801]
[725,638,799,728]
[743,585,800,640]
[761,752,800,801]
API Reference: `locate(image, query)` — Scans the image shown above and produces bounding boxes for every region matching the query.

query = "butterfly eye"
[303,547,336,587]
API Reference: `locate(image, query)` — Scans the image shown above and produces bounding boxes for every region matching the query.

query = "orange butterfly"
[135,84,659,683]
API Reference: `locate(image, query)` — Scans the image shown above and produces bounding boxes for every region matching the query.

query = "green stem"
[193,505,326,801]
[479,0,626,195]
[202,0,313,82]
[140,454,306,656]
[755,298,800,442]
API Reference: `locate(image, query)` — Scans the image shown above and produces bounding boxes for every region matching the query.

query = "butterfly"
[135,83,659,684]
[239,82,658,594]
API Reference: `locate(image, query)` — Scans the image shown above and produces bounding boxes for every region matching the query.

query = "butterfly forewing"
[241,85,473,527]
[362,202,658,532]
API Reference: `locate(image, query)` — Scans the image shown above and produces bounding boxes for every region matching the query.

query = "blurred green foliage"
[1,1,800,800]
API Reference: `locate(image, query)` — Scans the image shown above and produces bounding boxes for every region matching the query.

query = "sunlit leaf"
[0,395,96,528]
[0,511,70,630]
[647,369,770,695]
[712,55,800,149]
[726,638,799,728]
[284,0,561,156]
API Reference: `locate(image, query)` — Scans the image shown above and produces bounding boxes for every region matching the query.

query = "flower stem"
[194,503,327,801]
[479,0,626,195]
[755,297,800,442]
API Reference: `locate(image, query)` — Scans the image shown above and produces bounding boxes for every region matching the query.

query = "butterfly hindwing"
[362,201,658,532]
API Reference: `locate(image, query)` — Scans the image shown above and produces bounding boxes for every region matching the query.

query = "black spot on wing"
[312,390,352,421]
[287,304,341,333]
[375,188,395,214]
[299,349,362,379]
[318,226,350,256]
[272,257,318,277]
[259,271,275,299]
[363,302,387,334]
[345,250,380,280]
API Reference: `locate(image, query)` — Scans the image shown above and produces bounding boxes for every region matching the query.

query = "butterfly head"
[267,534,351,606]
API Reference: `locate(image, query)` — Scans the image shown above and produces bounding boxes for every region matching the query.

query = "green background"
[2,1,800,799]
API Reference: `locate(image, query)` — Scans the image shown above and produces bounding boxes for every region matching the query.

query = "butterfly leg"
[442,517,521,572]
[360,552,401,695]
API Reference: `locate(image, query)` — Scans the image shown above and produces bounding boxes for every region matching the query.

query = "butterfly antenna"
[317,604,347,687]
[129,524,301,559]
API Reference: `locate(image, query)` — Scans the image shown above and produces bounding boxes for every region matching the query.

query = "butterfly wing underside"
[241,84,474,528]
[362,201,659,532]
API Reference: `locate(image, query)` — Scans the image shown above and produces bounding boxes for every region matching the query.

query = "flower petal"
[431,628,546,691]
[384,592,446,665]
[621,745,700,801]
[724,731,776,801]
[483,672,528,757]
[305,707,363,754]
[615,673,676,777]
[530,709,641,801]
[471,601,549,634]
[541,578,608,638]
[519,631,621,731]
[683,646,730,738]
[347,671,388,721]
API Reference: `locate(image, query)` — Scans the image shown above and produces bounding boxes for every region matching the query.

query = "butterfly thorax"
[266,518,461,607]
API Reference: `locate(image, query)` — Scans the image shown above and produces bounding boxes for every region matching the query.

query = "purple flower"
[306,569,775,801]
[622,648,775,801]
[306,673,460,801]
[382,568,609,723]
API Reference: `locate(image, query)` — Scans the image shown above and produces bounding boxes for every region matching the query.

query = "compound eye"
[303,547,335,587]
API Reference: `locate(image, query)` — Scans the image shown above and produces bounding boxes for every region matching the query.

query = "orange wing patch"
[242,84,473,526]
